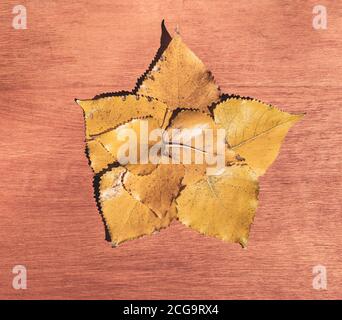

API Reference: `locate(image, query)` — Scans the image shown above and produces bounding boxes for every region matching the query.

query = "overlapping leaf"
[137,35,221,113]
[176,165,259,247]
[76,22,303,247]
[99,166,177,246]
[214,98,304,176]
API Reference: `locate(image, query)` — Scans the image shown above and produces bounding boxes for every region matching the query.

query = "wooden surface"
[0,0,341,299]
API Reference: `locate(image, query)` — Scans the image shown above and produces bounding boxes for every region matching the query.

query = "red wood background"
[0,0,341,299]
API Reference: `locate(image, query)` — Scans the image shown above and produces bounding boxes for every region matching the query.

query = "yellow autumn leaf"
[96,117,169,176]
[137,35,221,113]
[166,110,224,155]
[77,94,170,174]
[76,94,169,139]
[180,164,207,186]
[84,140,113,174]
[214,98,304,176]
[76,21,303,247]
[95,118,159,162]
[176,165,259,247]
[165,109,244,185]
[123,162,184,218]
[99,166,176,246]
[179,145,244,186]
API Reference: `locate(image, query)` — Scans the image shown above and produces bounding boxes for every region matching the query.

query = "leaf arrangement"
[76,22,303,247]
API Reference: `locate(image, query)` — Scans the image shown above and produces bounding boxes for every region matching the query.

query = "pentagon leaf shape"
[137,35,221,113]
[99,166,176,246]
[75,21,304,247]
[176,165,259,247]
[214,98,304,176]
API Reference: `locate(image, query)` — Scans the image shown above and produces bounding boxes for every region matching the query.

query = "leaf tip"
[75,98,90,111]
[160,19,172,48]
[292,112,305,124]
[75,98,85,109]
[111,241,118,248]
[161,19,166,29]
[239,237,248,248]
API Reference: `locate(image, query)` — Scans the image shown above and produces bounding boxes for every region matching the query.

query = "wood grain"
[0,0,341,299]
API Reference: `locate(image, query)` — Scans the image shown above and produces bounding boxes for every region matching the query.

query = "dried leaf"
[166,110,243,185]
[137,35,221,113]
[214,98,304,176]
[181,164,207,186]
[77,94,170,174]
[99,166,176,245]
[76,22,303,247]
[76,94,169,139]
[176,165,259,247]
[94,117,160,163]
[86,139,116,174]
[123,163,184,218]
[165,110,225,163]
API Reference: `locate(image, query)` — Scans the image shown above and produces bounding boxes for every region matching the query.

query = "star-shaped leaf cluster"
[76,21,303,247]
